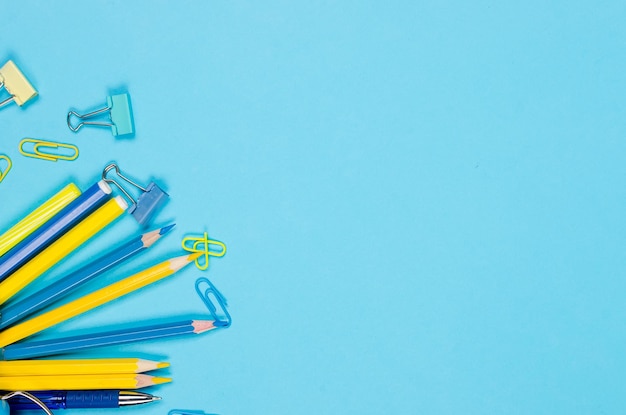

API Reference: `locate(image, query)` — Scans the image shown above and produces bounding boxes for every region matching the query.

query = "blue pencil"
[0,224,175,330]
[0,319,219,360]
[0,181,111,283]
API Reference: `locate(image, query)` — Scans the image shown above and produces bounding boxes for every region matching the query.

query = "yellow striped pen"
[0,196,128,305]
[0,183,81,258]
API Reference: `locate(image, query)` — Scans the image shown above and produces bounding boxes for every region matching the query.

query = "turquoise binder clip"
[67,93,134,137]
[102,163,169,226]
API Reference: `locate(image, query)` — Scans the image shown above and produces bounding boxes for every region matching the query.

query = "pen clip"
[195,277,231,328]
[1,391,53,415]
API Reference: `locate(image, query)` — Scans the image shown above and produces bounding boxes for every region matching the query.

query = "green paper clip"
[182,232,227,270]
[67,93,135,137]
[0,154,11,183]
[19,139,79,162]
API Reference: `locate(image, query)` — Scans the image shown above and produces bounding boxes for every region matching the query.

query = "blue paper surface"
[1,1,626,414]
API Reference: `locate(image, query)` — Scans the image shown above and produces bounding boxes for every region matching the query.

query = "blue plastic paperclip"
[195,277,231,328]
[67,93,134,137]
[102,163,169,226]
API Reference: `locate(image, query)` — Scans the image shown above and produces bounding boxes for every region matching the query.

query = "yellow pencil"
[0,374,171,390]
[0,183,81,257]
[0,196,128,305]
[0,252,201,347]
[0,358,169,376]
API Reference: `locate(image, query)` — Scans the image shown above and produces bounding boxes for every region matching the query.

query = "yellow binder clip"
[0,60,38,109]
[19,139,79,162]
[0,154,11,183]
[182,232,227,270]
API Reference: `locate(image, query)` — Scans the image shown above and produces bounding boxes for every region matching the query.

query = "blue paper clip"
[102,163,169,226]
[169,410,219,415]
[67,93,134,137]
[195,277,231,328]
[1,392,52,415]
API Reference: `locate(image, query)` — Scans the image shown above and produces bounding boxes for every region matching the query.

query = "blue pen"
[7,391,160,410]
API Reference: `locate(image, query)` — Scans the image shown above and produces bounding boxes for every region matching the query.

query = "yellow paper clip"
[0,60,38,108]
[182,232,227,270]
[0,154,12,183]
[19,139,79,162]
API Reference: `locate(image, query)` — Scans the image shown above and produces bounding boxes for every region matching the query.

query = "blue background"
[1,1,626,413]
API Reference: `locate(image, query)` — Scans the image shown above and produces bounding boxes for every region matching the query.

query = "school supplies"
[182,232,227,270]
[0,358,168,376]
[19,139,79,162]
[0,253,201,347]
[0,181,111,283]
[0,61,37,109]
[103,163,169,226]
[0,183,81,257]
[8,390,160,410]
[0,196,128,305]
[0,374,171,391]
[0,224,174,330]
[0,155,11,184]
[67,93,134,137]
[1,277,230,360]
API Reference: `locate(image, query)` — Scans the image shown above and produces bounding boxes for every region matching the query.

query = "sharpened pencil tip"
[152,376,172,385]
[159,224,176,235]
[157,362,170,369]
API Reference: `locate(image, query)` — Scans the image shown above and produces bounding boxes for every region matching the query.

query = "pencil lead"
[159,223,176,235]
[142,224,175,247]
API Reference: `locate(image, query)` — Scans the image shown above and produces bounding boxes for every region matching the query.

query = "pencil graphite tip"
[152,376,172,385]
[156,361,170,369]
[142,224,175,248]
[159,223,176,235]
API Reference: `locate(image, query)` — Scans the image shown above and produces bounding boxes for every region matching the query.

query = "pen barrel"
[8,391,120,410]
[65,390,119,408]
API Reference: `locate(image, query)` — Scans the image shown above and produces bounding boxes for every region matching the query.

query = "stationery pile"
[0,58,229,414]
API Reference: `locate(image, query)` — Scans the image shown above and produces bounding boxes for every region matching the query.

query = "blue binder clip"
[102,163,169,226]
[67,93,134,137]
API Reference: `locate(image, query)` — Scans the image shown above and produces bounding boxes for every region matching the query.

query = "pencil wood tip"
[192,320,217,334]
[136,374,172,388]
[168,253,199,271]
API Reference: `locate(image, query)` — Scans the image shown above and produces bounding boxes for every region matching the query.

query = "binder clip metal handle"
[67,93,134,137]
[102,163,169,226]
